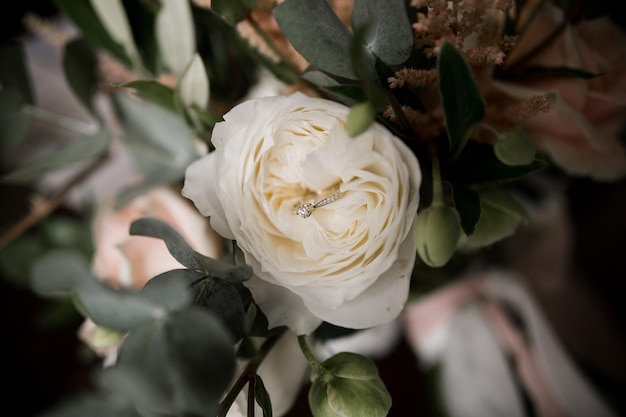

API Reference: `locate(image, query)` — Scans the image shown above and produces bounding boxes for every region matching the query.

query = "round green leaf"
[273,0,359,79]
[459,187,528,250]
[351,0,413,66]
[494,129,536,166]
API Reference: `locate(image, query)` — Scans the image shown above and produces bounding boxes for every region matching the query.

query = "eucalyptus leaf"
[129,217,253,283]
[254,374,273,417]
[351,0,413,66]
[273,0,358,79]
[116,317,173,411]
[117,80,176,112]
[129,217,210,271]
[90,0,141,69]
[459,187,528,250]
[349,22,377,81]
[301,68,341,87]
[323,85,368,105]
[437,42,485,156]
[0,235,46,287]
[155,0,195,75]
[0,128,110,184]
[62,38,99,115]
[112,92,197,182]
[164,308,236,416]
[97,367,166,417]
[31,250,191,330]
[118,308,236,417]
[189,277,246,340]
[41,215,94,254]
[54,0,132,67]
[138,269,193,311]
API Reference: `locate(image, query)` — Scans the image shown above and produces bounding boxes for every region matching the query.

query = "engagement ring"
[292,191,341,218]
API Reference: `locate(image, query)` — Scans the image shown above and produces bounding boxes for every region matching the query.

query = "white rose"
[183,92,421,335]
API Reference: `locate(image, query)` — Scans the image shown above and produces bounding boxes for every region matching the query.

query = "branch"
[216,330,285,417]
[0,153,109,248]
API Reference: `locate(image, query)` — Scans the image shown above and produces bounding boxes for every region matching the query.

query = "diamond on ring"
[293,192,341,218]
[295,203,315,218]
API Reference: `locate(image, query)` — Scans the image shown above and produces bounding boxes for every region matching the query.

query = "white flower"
[183,92,421,335]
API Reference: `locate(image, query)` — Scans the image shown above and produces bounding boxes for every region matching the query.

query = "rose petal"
[183,154,235,240]
[117,235,185,287]
[244,276,323,335]
[304,233,415,329]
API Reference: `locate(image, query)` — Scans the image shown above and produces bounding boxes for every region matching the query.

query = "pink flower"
[491,3,626,181]
[91,186,223,289]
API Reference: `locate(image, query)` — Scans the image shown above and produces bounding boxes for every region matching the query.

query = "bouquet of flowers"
[1,0,624,416]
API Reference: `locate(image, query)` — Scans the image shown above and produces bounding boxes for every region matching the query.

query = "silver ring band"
[292,192,341,218]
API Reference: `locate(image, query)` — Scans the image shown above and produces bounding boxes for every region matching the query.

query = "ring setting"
[292,191,341,218]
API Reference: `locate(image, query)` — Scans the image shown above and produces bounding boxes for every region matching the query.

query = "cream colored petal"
[304,234,415,329]
[244,276,323,335]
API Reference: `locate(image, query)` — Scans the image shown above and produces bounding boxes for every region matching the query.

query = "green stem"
[0,152,109,248]
[216,332,284,417]
[247,376,255,417]
[431,155,444,207]
[383,86,413,135]
[297,335,330,378]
